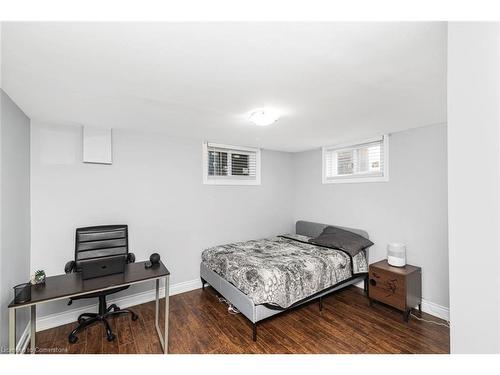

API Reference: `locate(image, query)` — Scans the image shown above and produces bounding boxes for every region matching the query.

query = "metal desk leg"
[155,279,159,329]
[164,275,169,354]
[154,277,170,354]
[30,305,36,354]
[9,308,16,354]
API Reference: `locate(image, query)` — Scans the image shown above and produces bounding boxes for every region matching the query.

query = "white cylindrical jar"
[387,243,406,267]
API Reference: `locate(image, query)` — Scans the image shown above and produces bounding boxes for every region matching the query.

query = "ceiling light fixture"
[248,108,280,126]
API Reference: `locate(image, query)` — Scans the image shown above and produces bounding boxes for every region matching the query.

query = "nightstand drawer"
[369,268,406,311]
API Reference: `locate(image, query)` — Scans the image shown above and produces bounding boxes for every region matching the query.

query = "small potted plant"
[32,270,46,286]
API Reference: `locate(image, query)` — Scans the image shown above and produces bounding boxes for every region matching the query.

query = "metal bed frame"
[200,220,370,341]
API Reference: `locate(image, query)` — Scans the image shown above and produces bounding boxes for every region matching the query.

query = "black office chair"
[64,225,138,343]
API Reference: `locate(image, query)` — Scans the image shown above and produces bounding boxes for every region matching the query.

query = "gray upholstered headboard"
[295,220,369,240]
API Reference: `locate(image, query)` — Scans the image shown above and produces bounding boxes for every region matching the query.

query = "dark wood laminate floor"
[35,285,449,354]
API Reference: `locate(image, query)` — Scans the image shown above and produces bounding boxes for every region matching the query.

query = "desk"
[8,260,170,354]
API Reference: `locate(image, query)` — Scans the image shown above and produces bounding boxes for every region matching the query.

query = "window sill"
[203,178,261,186]
[322,175,389,184]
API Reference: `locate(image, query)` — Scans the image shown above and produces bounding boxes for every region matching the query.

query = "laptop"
[81,255,126,280]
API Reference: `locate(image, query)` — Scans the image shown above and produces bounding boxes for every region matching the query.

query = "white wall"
[292,124,449,310]
[30,121,295,318]
[0,22,2,354]
[0,89,31,350]
[448,22,500,353]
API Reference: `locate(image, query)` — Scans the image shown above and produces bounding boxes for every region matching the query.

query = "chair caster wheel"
[68,334,78,344]
[113,306,119,312]
[78,317,85,324]
[131,313,138,321]
[107,333,116,342]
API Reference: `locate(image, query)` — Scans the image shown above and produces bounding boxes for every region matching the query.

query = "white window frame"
[202,142,261,185]
[322,135,389,184]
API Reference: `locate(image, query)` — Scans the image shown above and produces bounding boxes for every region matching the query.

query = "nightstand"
[368,260,422,322]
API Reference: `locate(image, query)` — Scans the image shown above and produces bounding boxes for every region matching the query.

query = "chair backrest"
[74,225,129,271]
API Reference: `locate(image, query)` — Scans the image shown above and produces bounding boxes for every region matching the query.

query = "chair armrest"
[64,260,76,274]
[127,252,136,264]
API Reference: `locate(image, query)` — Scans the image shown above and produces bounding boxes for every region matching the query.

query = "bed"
[199,220,370,341]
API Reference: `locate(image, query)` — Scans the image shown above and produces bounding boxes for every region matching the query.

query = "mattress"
[201,234,368,308]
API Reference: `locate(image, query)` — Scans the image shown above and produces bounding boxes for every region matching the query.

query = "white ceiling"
[1,22,447,152]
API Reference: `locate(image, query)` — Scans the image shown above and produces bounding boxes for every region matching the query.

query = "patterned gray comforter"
[201,234,368,308]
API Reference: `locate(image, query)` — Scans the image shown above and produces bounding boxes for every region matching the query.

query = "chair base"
[68,295,138,343]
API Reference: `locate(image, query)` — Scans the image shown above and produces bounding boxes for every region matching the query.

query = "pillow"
[279,233,312,243]
[308,226,373,257]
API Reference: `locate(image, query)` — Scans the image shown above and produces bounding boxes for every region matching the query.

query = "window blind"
[205,143,259,183]
[323,136,387,182]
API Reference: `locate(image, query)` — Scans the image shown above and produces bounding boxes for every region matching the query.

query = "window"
[203,142,261,185]
[322,135,389,184]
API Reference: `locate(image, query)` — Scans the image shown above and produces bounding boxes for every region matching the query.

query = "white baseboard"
[353,283,449,321]
[420,299,449,321]
[35,278,202,332]
[170,279,202,296]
